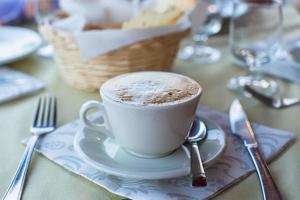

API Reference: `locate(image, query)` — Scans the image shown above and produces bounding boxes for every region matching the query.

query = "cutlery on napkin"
[229,99,282,200]
[22,105,296,200]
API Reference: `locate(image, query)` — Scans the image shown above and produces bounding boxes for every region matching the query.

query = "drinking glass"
[227,0,283,95]
[130,0,151,15]
[177,0,223,64]
[34,0,61,58]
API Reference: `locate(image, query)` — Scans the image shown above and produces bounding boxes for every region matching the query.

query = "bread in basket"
[39,6,190,91]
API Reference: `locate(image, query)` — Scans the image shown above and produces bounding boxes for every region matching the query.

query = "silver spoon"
[187,117,207,187]
[244,85,300,109]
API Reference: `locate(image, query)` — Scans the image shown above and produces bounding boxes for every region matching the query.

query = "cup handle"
[79,100,113,138]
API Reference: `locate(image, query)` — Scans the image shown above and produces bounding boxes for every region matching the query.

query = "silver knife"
[229,99,282,200]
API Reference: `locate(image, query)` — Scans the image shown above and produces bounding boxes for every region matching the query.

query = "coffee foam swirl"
[101,72,201,105]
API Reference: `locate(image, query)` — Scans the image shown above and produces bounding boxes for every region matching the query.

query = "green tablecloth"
[1,6,300,200]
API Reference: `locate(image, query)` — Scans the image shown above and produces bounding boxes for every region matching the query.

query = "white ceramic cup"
[80,74,202,158]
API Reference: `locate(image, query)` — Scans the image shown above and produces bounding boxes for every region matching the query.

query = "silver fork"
[2,96,57,200]
[244,85,300,109]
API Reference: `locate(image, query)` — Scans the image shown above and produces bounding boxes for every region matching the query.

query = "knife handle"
[247,146,282,200]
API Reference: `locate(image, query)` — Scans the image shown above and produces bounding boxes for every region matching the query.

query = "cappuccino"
[101,72,201,105]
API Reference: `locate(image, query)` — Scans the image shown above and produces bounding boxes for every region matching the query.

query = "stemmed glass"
[227,0,283,95]
[33,0,61,58]
[131,0,150,15]
[177,0,223,64]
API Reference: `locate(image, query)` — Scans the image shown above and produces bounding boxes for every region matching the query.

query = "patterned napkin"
[0,67,45,104]
[27,106,295,200]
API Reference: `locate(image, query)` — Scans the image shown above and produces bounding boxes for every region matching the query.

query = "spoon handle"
[190,142,207,187]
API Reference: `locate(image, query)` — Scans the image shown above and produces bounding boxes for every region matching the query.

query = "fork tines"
[32,95,57,131]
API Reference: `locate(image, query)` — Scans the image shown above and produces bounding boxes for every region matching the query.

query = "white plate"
[0,26,42,65]
[74,117,226,180]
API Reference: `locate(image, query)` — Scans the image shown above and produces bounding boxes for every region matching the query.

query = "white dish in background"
[0,26,42,65]
[74,116,226,180]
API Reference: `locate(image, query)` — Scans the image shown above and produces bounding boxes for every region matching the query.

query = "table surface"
[1,5,300,200]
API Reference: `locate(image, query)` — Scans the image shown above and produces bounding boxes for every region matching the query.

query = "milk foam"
[101,72,201,105]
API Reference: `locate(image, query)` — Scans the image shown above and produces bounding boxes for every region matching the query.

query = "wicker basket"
[39,24,189,91]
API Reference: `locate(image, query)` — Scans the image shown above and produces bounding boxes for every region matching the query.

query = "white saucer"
[0,26,42,65]
[74,117,226,180]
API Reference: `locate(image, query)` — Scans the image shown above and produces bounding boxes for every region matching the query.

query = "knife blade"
[229,99,282,200]
[229,99,258,147]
